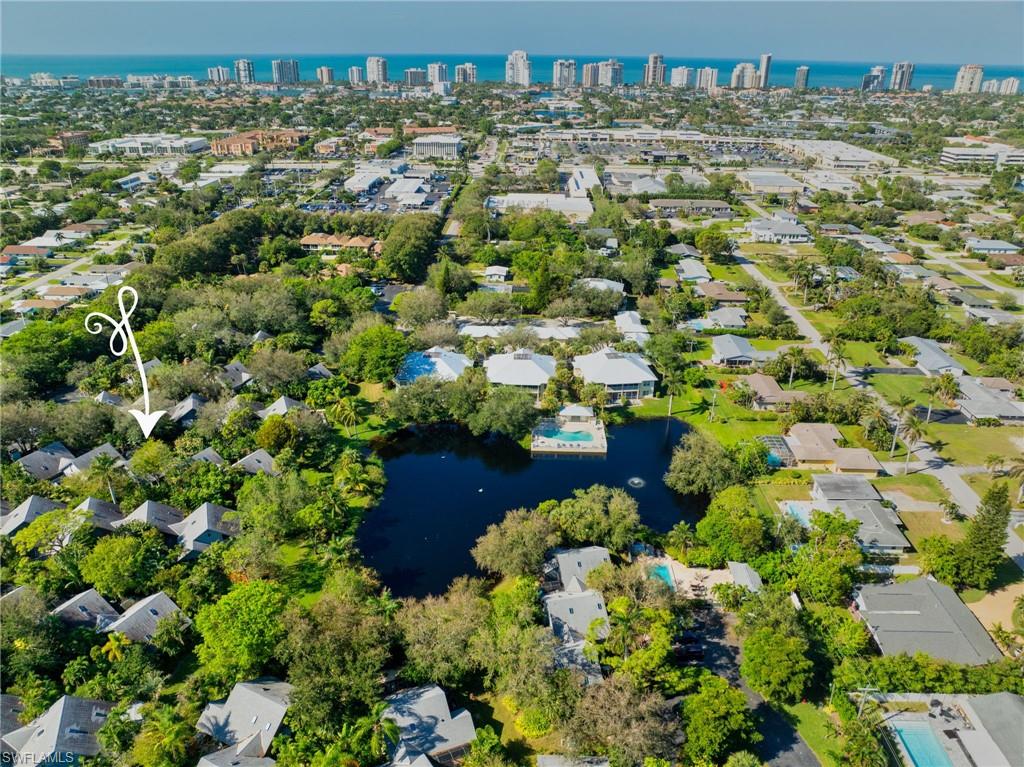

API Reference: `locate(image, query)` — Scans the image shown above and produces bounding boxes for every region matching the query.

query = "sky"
[3,1,1023,65]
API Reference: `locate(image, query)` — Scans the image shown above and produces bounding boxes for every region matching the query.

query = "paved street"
[0,256,91,304]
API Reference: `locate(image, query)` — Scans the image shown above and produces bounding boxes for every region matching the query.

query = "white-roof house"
[397,347,473,385]
[383,685,476,764]
[711,335,775,366]
[483,349,556,395]
[573,348,657,402]
[197,679,292,759]
[899,336,965,377]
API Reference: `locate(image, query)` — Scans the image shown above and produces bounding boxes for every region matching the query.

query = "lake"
[358,418,702,597]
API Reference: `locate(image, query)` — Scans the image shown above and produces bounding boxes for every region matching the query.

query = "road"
[699,607,821,767]
[919,241,1014,296]
[0,255,91,304]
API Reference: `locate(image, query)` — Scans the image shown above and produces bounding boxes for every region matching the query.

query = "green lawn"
[926,423,1022,465]
[706,261,748,283]
[842,341,887,368]
[872,474,947,503]
[865,374,930,408]
[277,542,329,606]
[837,423,908,461]
[777,703,840,767]
[899,511,965,562]
[752,482,811,519]
[960,558,1024,603]
[965,473,1022,506]
[664,390,783,445]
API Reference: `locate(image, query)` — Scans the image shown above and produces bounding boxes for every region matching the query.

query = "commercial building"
[233,58,255,84]
[696,67,718,91]
[206,66,231,83]
[643,53,665,86]
[404,68,427,86]
[348,66,365,85]
[366,56,388,84]
[552,59,576,88]
[87,76,122,88]
[890,61,915,91]
[568,167,602,198]
[730,62,757,89]
[793,65,810,90]
[411,134,463,160]
[271,59,300,84]
[740,170,803,195]
[210,129,307,156]
[315,66,334,84]
[427,62,448,83]
[598,59,624,87]
[670,66,694,88]
[757,52,772,88]
[780,139,899,170]
[581,62,600,88]
[486,193,594,223]
[88,133,209,156]
[861,65,886,92]
[505,50,532,86]
[953,64,984,93]
[454,63,477,83]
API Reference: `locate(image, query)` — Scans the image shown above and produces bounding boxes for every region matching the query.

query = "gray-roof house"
[899,336,965,377]
[832,501,909,555]
[955,377,1024,423]
[168,394,207,426]
[383,685,476,766]
[2,696,112,765]
[575,277,625,294]
[232,449,278,476]
[16,442,74,481]
[222,361,254,390]
[114,500,185,536]
[552,546,611,590]
[198,747,277,767]
[171,503,239,559]
[727,562,763,593]
[614,311,650,347]
[50,588,118,629]
[0,496,65,538]
[191,447,226,466]
[572,348,657,402]
[704,307,748,329]
[543,577,609,642]
[73,498,124,533]
[197,679,292,759]
[102,591,186,643]
[0,694,24,740]
[307,362,334,381]
[853,578,1001,665]
[256,396,307,420]
[675,259,711,283]
[960,693,1024,767]
[58,443,125,477]
[811,474,880,504]
[483,349,556,396]
[710,335,775,366]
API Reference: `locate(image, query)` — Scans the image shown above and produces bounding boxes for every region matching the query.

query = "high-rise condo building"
[757,53,772,88]
[953,64,984,93]
[793,65,810,90]
[730,62,757,89]
[455,63,477,83]
[271,59,300,84]
[404,68,427,86]
[581,63,600,88]
[696,67,719,92]
[316,66,334,84]
[348,66,365,85]
[981,79,1000,93]
[643,53,666,86]
[366,57,389,84]
[861,66,886,92]
[890,61,915,91]
[207,66,231,83]
[1000,77,1021,96]
[670,66,694,88]
[234,59,255,84]
[552,59,577,88]
[505,50,532,86]
[598,59,624,87]
[427,62,449,83]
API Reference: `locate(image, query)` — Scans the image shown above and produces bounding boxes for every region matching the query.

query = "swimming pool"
[893,723,953,767]
[783,500,814,527]
[536,428,594,443]
[651,564,675,590]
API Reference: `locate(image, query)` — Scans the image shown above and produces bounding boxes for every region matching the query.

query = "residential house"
[543,577,609,642]
[675,259,711,284]
[955,377,1024,423]
[72,497,124,533]
[222,361,254,390]
[397,347,473,385]
[197,679,293,759]
[307,362,334,381]
[572,348,657,402]
[614,311,650,347]
[94,391,123,407]
[1,496,64,537]
[383,685,477,767]
[650,199,732,218]
[58,443,125,477]
[483,349,557,396]
[171,502,240,559]
[727,562,763,593]
[102,591,186,643]
[256,396,307,420]
[853,578,1001,665]
[899,336,965,377]
[742,373,808,411]
[694,282,748,304]
[484,265,510,283]
[964,238,1020,257]
[191,447,226,466]
[549,546,611,591]
[702,307,748,329]
[811,474,880,504]
[710,335,775,366]
[2,696,112,765]
[665,243,701,259]
[575,277,625,295]
[831,500,910,555]
[114,500,184,536]
[16,441,74,481]
[745,218,812,244]
[785,423,882,475]
[50,589,118,629]
[233,449,278,476]
[168,394,206,426]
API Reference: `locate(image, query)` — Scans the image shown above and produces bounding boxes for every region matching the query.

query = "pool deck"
[639,556,734,599]
[531,418,608,456]
[876,694,998,767]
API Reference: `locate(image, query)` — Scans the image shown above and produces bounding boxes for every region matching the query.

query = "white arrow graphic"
[85,286,166,438]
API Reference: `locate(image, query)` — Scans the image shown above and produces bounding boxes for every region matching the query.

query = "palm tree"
[101,632,131,663]
[328,396,359,437]
[935,371,961,404]
[921,378,940,424]
[141,706,192,766]
[663,369,685,417]
[827,338,849,391]
[939,498,962,523]
[665,521,696,560]
[889,395,915,457]
[311,741,360,767]
[860,403,891,451]
[1003,456,1024,504]
[350,703,401,760]
[783,346,808,387]
[901,415,926,475]
[89,453,120,505]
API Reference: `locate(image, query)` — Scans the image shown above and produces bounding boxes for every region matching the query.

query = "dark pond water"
[358,418,704,598]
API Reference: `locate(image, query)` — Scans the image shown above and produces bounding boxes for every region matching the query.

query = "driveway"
[699,607,821,767]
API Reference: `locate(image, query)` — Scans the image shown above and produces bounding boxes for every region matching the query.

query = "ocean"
[3,53,1022,90]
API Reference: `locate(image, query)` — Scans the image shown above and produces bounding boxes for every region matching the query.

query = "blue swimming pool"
[651,564,675,590]
[893,723,953,767]
[536,428,594,443]
[783,501,814,527]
